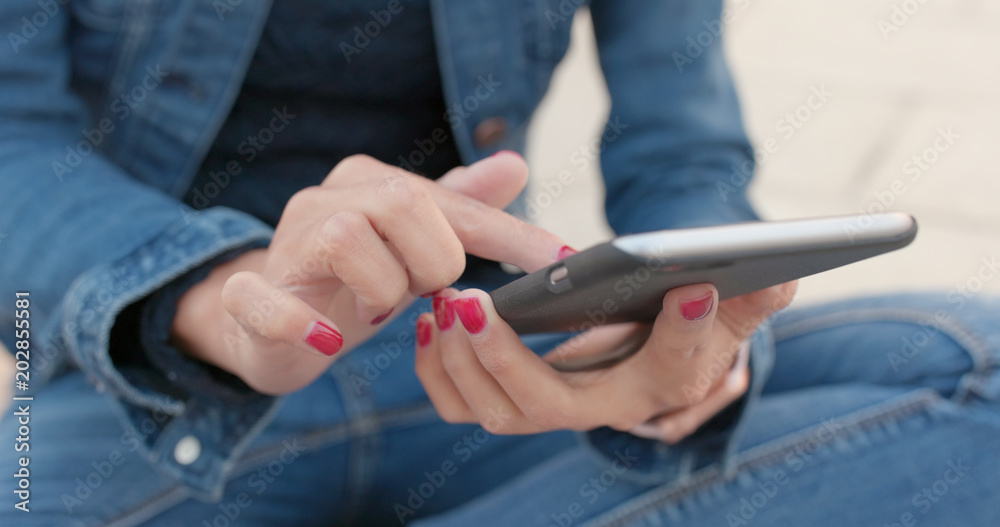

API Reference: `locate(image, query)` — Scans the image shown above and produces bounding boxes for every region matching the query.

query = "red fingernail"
[420,290,441,299]
[490,150,521,159]
[370,308,394,325]
[453,297,487,334]
[416,318,433,347]
[305,321,344,356]
[433,297,456,330]
[680,292,714,321]
[557,245,578,260]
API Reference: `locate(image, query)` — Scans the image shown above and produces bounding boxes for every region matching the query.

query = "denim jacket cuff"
[61,206,277,498]
[578,322,776,487]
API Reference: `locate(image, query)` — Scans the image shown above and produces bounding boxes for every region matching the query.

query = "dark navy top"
[184,0,463,227]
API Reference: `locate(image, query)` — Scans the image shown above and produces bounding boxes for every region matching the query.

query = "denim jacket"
[0,0,766,498]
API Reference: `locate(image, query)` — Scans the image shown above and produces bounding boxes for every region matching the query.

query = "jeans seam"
[229,402,440,478]
[98,402,439,527]
[580,388,942,527]
[103,485,190,527]
[773,307,998,403]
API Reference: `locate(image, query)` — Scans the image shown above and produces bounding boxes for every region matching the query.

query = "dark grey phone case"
[490,213,918,335]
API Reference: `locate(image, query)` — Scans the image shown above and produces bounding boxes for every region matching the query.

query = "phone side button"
[547,265,573,294]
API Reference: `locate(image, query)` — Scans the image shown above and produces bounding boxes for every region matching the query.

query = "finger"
[717,280,799,340]
[299,211,411,324]
[357,176,468,295]
[322,154,567,274]
[220,271,344,393]
[318,156,467,295]
[435,151,528,209]
[632,367,750,444]
[643,283,719,362]
[575,283,719,418]
[414,312,476,424]
[436,290,540,434]
[448,289,601,431]
[435,189,569,273]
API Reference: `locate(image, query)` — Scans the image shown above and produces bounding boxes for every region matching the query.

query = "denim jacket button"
[174,435,202,465]
[473,117,507,148]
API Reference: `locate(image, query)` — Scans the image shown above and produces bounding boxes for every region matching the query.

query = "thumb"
[436,151,528,209]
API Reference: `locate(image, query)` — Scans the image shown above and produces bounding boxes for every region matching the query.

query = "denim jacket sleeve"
[0,5,275,497]
[591,0,759,234]
[581,0,772,483]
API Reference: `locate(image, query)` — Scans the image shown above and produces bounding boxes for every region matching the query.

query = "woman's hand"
[172,153,569,395]
[415,280,797,442]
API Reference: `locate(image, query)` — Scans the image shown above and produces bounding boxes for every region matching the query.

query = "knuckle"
[367,275,408,311]
[374,174,431,213]
[437,406,468,425]
[220,272,258,311]
[477,347,513,377]
[329,153,378,178]
[416,250,466,290]
[523,399,576,430]
[318,212,367,252]
[438,347,467,377]
[680,384,710,405]
[448,198,492,247]
[285,187,320,213]
[609,404,656,432]
[480,416,508,435]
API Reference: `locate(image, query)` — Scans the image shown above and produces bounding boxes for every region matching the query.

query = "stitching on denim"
[773,307,997,403]
[581,388,941,527]
[100,402,439,526]
[104,485,189,527]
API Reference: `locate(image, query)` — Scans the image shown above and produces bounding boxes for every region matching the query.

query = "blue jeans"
[4,292,1000,526]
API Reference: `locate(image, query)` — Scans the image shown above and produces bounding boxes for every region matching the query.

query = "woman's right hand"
[171,153,569,395]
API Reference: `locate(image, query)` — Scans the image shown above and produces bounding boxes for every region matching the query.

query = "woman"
[1,0,997,525]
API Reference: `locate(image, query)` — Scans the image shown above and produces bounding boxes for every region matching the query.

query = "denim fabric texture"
[3,0,995,525]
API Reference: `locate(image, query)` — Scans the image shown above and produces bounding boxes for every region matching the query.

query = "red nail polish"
[433,297,456,330]
[370,308,394,325]
[680,292,714,321]
[490,150,521,159]
[305,321,344,356]
[416,318,433,347]
[453,297,487,334]
[557,246,578,260]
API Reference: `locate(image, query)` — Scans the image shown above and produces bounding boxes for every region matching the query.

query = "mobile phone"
[489,213,917,336]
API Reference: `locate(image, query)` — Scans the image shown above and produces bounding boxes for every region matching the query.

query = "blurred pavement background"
[4,0,999,400]
[528,0,1000,305]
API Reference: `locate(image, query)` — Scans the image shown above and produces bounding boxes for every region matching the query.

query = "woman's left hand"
[415,280,796,442]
